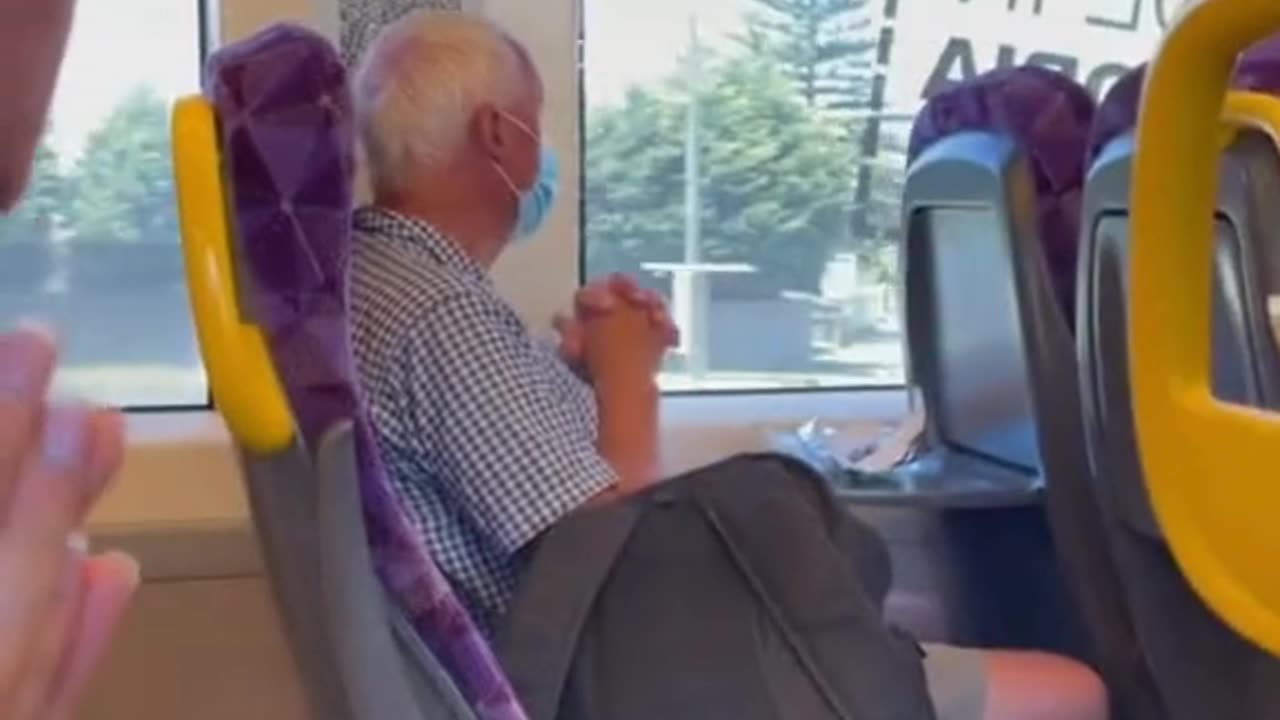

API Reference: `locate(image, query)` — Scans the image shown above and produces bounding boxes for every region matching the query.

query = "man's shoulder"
[350,224,524,356]
[352,225,471,306]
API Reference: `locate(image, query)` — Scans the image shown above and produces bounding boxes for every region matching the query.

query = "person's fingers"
[574,282,617,316]
[630,290,678,348]
[0,407,120,718]
[10,539,84,720]
[0,404,99,699]
[551,311,574,334]
[642,297,670,324]
[552,312,584,361]
[43,551,139,720]
[3,404,100,546]
[659,319,680,349]
[77,409,123,521]
[631,287,660,307]
[606,272,644,301]
[0,325,57,522]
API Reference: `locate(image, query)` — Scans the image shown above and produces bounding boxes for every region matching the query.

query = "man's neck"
[378,193,507,269]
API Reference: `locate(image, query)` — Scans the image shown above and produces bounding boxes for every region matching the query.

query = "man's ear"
[470,104,507,159]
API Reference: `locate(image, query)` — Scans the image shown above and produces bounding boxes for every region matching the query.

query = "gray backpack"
[497,453,937,720]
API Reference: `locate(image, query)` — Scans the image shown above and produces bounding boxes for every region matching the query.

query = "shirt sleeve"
[392,292,619,553]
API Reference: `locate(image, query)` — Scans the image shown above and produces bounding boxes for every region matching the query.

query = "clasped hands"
[554,273,678,385]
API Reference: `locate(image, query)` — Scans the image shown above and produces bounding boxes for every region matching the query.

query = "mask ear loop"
[491,110,539,198]
[499,109,540,144]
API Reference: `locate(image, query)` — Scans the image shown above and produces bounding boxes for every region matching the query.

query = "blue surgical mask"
[493,114,559,242]
[513,145,558,241]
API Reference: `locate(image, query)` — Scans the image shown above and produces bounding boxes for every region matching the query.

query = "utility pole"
[682,15,709,379]
[683,14,702,265]
[646,14,762,384]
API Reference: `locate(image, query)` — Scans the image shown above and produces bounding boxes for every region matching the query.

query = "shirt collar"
[354,205,487,281]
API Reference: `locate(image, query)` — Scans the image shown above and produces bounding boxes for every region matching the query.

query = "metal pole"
[683,14,701,265]
[683,15,709,380]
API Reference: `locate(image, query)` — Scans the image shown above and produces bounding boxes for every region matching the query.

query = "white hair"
[353,11,527,193]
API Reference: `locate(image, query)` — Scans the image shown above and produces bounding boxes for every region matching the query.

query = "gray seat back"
[1077,64,1280,719]
[900,66,1097,502]
[235,444,354,720]
[314,422,480,719]
[897,66,1154,716]
[1082,131,1280,537]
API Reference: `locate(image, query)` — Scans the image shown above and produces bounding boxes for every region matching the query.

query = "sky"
[46,0,201,163]
[583,0,1177,112]
[583,0,751,109]
[42,0,1177,160]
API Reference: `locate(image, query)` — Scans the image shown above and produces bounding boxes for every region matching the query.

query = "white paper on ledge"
[849,409,925,473]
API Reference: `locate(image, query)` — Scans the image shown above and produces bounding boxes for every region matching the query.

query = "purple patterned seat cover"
[1086,65,1146,167]
[203,24,528,720]
[907,65,1095,328]
[1089,35,1280,167]
[1234,33,1280,96]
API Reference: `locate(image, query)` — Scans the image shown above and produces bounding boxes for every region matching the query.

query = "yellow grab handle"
[171,96,294,454]
[1130,0,1280,655]
[1224,92,1280,144]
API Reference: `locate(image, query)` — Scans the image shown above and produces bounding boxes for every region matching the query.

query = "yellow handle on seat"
[1130,0,1280,655]
[171,96,294,454]
[1224,92,1280,142]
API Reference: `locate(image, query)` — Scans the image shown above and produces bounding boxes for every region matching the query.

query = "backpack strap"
[496,499,642,720]
[691,453,936,720]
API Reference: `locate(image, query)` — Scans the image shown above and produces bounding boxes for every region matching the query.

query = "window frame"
[42,0,214,415]
[141,0,912,419]
[130,0,215,414]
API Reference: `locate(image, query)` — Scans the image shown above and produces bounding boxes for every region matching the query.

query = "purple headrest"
[205,23,358,444]
[1087,64,1146,165]
[1090,35,1280,163]
[205,24,527,720]
[907,65,1095,327]
[1234,33,1280,95]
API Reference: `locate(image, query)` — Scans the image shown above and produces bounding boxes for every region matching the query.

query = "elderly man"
[349,10,1107,720]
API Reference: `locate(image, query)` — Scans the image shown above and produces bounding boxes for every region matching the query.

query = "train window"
[0,0,205,410]
[581,0,1171,393]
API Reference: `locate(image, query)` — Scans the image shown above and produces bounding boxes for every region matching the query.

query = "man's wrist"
[591,364,659,397]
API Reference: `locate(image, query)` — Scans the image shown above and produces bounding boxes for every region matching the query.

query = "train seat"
[1078,54,1280,719]
[893,65,1150,715]
[893,65,1098,504]
[172,23,527,720]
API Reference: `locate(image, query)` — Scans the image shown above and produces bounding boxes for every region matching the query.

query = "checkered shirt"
[349,206,618,634]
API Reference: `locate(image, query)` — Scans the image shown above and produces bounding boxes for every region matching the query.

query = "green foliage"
[586,3,906,302]
[737,0,903,250]
[66,87,177,245]
[585,51,857,297]
[737,0,877,113]
[0,133,64,244]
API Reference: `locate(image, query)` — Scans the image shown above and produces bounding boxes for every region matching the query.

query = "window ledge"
[88,389,908,579]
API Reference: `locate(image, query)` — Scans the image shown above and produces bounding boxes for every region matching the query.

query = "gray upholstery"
[237,421,480,720]
[313,421,479,720]
[1078,128,1280,718]
[237,444,354,720]
[895,131,1157,715]
[1079,129,1280,539]
[899,133,1056,502]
